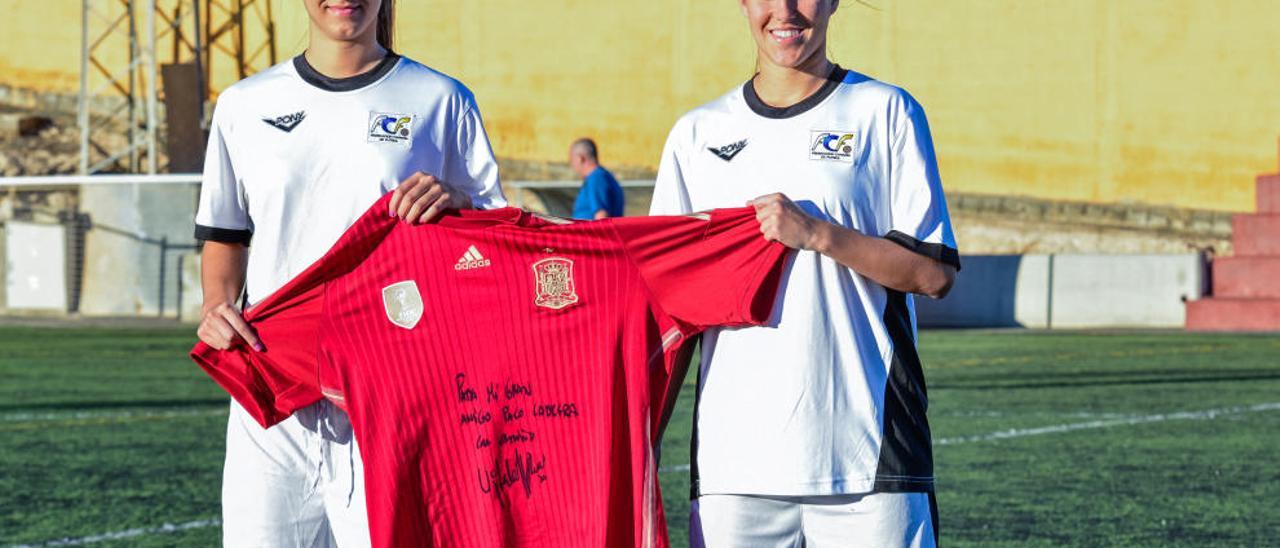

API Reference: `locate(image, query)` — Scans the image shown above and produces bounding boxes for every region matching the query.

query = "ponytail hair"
[376,0,395,51]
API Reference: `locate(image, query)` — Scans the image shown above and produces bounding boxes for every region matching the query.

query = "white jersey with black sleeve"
[195,53,506,304]
[651,66,960,497]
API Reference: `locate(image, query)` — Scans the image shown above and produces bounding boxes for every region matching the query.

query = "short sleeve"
[194,97,253,245]
[648,118,694,216]
[445,99,507,209]
[572,173,608,219]
[886,92,961,271]
[189,193,399,428]
[585,173,611,210]
[189,280,326,428]
[611,207,790,333]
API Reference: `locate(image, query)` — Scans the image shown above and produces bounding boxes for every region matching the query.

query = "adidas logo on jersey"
[455,245,491,271]
[707,139,748,162]
[262,111,306,132]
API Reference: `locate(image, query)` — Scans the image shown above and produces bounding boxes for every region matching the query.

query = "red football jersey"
[191,194,789,547]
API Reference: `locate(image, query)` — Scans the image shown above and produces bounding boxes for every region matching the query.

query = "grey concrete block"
[916,253,1203,328]
[1050,254,1203,328]
[915,255,1051,328]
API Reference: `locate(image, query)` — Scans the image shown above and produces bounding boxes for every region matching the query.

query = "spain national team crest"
[532,257,579,310]
[382,280,423,329]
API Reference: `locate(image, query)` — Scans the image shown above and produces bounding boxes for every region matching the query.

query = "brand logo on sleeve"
[532,257,579,310]
[455,245,491,271]
[382,280,423,329]
[367,112,415,145]
[707,139,748,162]
[809,131,856,162]
[262,111,306,132]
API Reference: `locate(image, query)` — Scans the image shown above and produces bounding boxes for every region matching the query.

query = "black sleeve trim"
[195,224,252,245]
[885,230,961,271]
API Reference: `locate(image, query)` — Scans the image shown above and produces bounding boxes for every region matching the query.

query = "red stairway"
[1186,145,1280,331]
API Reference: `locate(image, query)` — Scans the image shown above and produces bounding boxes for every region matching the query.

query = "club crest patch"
[809,130,856,162]
[367,112,415,146]
[532,257,579,310]
[382,280,423,329]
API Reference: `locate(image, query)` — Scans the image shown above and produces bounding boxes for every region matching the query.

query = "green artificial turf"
[2,327,1277,546]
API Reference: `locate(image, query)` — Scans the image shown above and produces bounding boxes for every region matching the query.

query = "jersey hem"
[694,475,935,498]
[190,342,319,428]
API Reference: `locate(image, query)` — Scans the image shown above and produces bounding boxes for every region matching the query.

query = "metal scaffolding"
[204,0,278,92]
[79,0,157,174]
[79,0,275,175]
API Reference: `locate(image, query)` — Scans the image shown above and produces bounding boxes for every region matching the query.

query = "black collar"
[743,64,848,119]
[293,52,401,92]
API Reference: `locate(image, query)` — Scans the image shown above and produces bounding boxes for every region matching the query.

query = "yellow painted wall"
[2,0,1278,212]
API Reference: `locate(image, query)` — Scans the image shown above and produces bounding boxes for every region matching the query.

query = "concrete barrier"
[78,183,200,316]
[914,255,1050,328]
[916,254,1205,329]
[1050,254,1204,328]
[4,221,68,311]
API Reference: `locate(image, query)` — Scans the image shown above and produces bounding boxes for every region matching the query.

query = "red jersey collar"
[434,207,562,229]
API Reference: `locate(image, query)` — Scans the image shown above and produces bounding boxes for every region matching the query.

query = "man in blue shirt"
[569,138,625,220]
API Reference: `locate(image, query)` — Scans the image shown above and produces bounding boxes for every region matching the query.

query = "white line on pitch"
[935,410,1135,419]
[11,519,220,548]
[657,402,1280,473]
[935,402,1280,445]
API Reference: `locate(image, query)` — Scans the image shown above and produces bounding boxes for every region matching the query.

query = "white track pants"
[691,492,937,548]
[222,399,370,547]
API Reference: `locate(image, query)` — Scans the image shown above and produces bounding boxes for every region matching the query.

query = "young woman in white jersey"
[194,1,505,545]
[650,0,959,545]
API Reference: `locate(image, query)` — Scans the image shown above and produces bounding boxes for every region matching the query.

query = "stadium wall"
[914,253,1206,328]
[77,184,200,316]
[2,1,1278,213]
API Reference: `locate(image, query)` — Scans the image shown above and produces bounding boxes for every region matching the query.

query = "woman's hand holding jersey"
[388,171,474,224]
[751,192,956,299]
[197,242,262,352]
[749,192,826,251]
[199,300,262,351]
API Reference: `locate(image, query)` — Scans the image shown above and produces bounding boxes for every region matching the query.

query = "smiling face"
[741,0,838,72]
[304,0,382,45]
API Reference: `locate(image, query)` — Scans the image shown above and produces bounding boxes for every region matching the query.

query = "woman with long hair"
[194,1,504,544]
[651,0,959,545]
